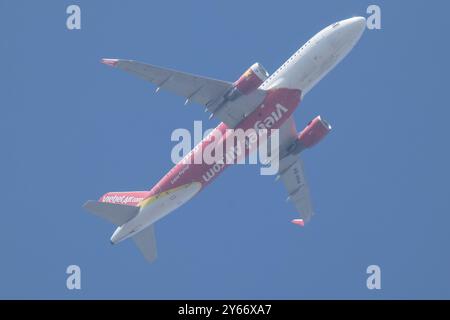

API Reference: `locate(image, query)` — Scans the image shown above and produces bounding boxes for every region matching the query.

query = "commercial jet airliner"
[84,17,366,262]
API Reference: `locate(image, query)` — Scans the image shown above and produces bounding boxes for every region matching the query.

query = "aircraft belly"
[139,182,202,226]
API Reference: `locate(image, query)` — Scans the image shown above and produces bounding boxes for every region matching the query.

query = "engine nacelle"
[225,63,269,100]
[288,116,332,155]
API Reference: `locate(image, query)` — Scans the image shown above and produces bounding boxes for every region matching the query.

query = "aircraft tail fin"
[83,200,140,226]
[83,190,150,225]
[83,190,158,263]
[132,225,158,263]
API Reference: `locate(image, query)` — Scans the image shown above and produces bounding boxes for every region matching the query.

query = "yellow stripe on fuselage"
[139,183,194,209]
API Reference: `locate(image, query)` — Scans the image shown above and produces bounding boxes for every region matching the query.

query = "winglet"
[291,218,305,227]
[101,58,119,67]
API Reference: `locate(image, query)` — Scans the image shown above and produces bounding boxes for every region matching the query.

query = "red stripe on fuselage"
[146,88,301,198]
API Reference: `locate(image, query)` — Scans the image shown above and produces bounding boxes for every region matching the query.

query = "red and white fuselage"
[104,17,366,244]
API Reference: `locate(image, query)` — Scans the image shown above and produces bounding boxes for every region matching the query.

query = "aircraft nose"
[341,16,366,42]
[328,16,366,52]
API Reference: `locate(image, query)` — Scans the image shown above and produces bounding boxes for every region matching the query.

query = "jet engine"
[288,116,332,155]
[225,63,269,100]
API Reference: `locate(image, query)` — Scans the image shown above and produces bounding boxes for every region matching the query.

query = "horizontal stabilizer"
[133,225,158,263]
[83,200,139,226]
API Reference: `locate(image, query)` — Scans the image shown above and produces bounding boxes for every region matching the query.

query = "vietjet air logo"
[102,195,144,205]
[254,103,288,130]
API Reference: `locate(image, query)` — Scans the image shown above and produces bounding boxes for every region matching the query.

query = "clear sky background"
[1,0,449,299]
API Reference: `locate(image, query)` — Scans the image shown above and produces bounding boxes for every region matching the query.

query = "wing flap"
[279,156,314,223]
[272,117,315,223]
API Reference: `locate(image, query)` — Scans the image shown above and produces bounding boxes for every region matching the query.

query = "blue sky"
[1,0,449,299]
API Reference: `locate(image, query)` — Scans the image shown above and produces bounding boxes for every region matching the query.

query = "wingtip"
[101,58,119,67]
[82,200,91,208]
[291,218,305,227]
[82,200,96,210]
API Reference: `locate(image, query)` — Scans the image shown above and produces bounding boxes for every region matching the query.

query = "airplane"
[84,17,366,262]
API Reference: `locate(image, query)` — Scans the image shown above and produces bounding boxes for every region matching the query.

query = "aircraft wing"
[101,59,267,128]
[101,58,232,106]
[274,117,315,224]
